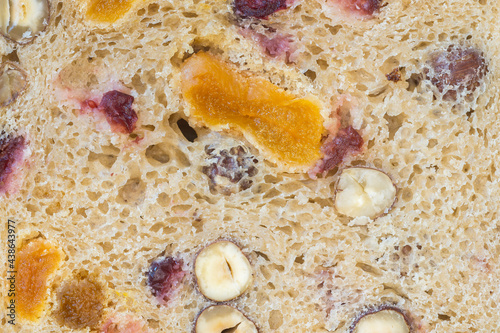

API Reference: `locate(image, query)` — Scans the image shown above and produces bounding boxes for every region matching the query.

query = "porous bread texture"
[0,0,499,332]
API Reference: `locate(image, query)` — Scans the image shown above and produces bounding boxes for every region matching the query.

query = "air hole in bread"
[177,118,198,142]
[117,178,146,205]
[304,69,317,82]
[145,143,171,165]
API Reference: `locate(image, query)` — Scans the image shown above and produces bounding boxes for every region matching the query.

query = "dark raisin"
[233,0,287,19]
[202,145,259,195]
[386,68,402,82]
[425,45,487,101]
[147,257,186,304]
[55,274,105,329]
[99,90,138,134]
[315,126,363,176]
[0,134,26,193]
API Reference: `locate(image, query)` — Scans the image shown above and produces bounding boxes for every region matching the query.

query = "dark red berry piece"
[0,134,26,193]
[315,126,363,176]
[99,90,138,134]
[426,45,487,101]
[233,0,287,19]
[147,257,186,304]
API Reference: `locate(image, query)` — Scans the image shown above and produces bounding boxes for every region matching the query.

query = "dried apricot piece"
[15,238,64,321]
[181,52,324,172]
[86,0,135,23]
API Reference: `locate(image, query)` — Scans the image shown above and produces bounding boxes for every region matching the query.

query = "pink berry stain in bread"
[0,134,26,195]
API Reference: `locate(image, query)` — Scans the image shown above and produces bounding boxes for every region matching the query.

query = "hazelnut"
[0,61,27,107]
[334,167,396,218]
[0,0,50,44]
[195,305,258,333]
[195,241,252,302]
[351,308,410,333]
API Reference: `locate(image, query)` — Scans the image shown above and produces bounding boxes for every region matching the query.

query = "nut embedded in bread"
[195,305,258,333]
[351,308,410,333]
[0,0,49,43]
[195,241,253,302]
[334,167,396,218]
[0,61,27,107]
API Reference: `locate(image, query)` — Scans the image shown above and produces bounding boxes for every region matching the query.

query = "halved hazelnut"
[0,0,50,44]
[334,167,396,218]
[351,308,410,333]
[195,305,258,333]
[195,241,252,302]
[0,62,27,107]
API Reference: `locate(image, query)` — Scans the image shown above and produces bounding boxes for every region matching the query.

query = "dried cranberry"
[233,0,287,19]
[202,145,258,195]
[313,126,363,176]
[0,135,26,193]
[425,45,487,101]
[147,257,186,304]
[99,91,138,134]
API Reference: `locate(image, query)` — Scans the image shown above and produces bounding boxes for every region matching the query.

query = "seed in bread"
[334,167,396,218]
[195,241,253,302]
[0,0,49,43]
[195,305,258,333]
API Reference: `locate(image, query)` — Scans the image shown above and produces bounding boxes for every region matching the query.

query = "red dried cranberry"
[315,126,363,175]
[426,45,487,101]
[233,0,287,19]
[99,91,138,134]
[147,257,186,304]
[0,135,26,193]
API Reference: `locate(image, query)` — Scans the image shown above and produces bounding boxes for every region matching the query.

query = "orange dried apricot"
[86,0,136,23]
[15,238,64,321]
[181,52,324,172]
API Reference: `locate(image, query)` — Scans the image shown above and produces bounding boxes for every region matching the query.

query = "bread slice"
[1,0,499,332]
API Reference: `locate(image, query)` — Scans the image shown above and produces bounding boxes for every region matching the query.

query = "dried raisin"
[233,0,287,19]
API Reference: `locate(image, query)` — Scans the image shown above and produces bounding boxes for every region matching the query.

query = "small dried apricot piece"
[181,52,324,172]
[86,0,135,23]
[56,273,105,329]
[15,238,64,321]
